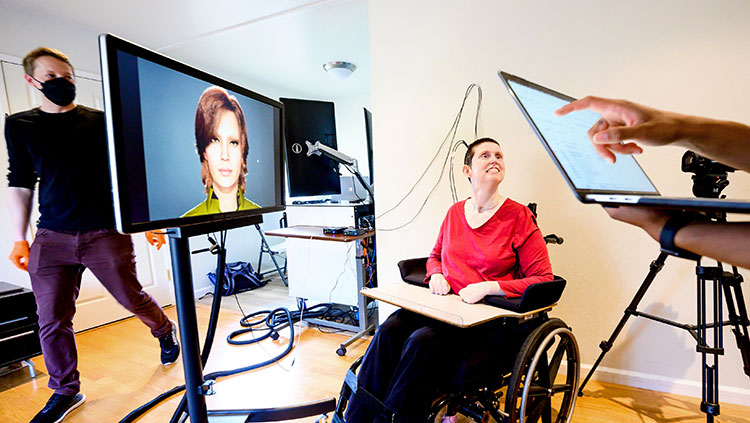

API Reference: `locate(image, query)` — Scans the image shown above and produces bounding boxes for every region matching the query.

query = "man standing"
[5,47,179,423]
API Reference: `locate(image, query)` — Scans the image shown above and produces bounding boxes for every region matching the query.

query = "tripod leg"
[578,252,668,396]
[721,270,750,378]
[696,264,723,421]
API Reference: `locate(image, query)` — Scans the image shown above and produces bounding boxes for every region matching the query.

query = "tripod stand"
[577,236,750,422]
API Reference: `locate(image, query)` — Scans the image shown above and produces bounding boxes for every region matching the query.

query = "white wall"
[370,0,750,404]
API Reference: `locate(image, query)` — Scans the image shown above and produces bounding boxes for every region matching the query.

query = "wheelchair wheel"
[504,318,579,423]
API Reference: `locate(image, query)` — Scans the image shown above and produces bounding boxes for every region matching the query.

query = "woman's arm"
[495,221,554,298]
[425,216,447,282]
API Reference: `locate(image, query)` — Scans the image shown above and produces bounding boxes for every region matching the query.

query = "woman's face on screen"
[205,109,244,192]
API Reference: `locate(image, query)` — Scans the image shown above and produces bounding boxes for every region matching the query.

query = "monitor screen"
[99,34,285,233]
[280,98,341,197]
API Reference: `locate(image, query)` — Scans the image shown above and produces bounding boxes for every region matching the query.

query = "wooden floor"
[1,279,749,422]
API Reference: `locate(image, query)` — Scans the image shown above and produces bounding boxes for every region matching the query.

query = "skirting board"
[570,363,750,406]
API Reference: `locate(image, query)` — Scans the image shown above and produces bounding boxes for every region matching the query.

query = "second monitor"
[281,98,341,198]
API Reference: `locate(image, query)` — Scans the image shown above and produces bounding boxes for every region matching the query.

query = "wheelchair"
[329,241,580,422]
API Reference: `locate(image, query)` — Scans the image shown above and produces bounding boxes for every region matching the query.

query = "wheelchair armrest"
[483,276,566,313]
[397,257,429,286]
[397,258,566,312]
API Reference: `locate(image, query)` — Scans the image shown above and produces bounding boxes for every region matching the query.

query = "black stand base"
[167,218,336,422]
[577,252,750,423]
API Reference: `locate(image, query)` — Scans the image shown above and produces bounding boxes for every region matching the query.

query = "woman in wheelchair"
[345,138,554,423]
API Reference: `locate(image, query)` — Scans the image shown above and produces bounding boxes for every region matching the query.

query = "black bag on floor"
[208,261,267,296]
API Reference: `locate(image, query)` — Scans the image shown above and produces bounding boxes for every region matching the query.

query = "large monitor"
[99,34,285,233]
[280,98,341,198]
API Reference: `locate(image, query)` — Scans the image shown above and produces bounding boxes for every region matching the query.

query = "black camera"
[681,151,735,198]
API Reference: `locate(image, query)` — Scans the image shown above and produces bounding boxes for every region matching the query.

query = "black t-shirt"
[5,105,116,231]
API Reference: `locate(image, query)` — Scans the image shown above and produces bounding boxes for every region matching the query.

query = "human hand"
[458,282,494,304]
[145,230,166,250]
[602,206,671,241]
[9,241,30,271]
[555,96,684,164]
[429,274,451,295]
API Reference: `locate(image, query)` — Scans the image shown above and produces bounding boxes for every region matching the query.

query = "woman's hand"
[458,282,496,304]
[428,273,451,295]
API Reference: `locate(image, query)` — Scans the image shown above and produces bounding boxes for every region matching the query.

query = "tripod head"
[681,151,735,199]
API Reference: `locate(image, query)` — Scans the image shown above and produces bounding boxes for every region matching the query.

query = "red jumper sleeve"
[424,213,448,284]
[496,212,553,297]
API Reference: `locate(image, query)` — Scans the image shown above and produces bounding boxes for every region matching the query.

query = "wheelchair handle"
[543,234,564,245]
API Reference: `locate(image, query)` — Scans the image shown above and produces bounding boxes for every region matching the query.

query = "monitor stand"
[167,216,335,422]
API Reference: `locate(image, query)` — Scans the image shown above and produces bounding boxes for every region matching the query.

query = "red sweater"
[425,199,553,298]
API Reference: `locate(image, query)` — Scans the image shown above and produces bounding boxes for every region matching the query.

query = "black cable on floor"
[120,232,297,423]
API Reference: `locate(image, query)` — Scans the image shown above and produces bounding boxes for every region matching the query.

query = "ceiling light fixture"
[323,61,357,79]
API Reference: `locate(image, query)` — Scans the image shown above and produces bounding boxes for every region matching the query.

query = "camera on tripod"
[681,151,735,199]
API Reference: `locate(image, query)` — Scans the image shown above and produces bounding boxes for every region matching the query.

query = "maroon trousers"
[28,228,171,395]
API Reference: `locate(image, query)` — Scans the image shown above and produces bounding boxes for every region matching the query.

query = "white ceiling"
[0,0,370,99]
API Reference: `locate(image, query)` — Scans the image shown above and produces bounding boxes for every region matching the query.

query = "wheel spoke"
[525,396,548,423]
[542,399,552,423]
[550,383,573,394]
[526,385,550,398]
[547,337,568,382]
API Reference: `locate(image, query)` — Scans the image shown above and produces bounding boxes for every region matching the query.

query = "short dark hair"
[464,137,500,166]
[23,47,74,76]
[194,86,249,193]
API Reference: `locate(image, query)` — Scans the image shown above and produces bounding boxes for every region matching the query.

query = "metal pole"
[169,234,208,423]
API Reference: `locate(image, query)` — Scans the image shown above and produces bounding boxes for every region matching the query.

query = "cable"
[343,163,366,202]
[376,84,477,219]
[227,304,332,345]
[376,84,483,230]
[327,241,355,304]
[449,140,469,203]
[121,231,298,423]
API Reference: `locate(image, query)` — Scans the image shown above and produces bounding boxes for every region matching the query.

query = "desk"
[265,225,377,355]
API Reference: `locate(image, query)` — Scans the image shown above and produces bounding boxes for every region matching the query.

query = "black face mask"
[32,76,76,107]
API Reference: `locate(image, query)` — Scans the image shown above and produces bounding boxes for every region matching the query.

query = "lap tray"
[361,283,555,328]
[394,257,566,315]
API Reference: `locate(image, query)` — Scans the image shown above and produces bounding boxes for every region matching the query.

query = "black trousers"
[345,309,530,423]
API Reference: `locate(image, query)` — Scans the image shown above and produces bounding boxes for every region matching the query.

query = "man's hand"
[555,96,683,164]
[9,241,30,271]
[428,273,451,295]
[603,206,671,241]
[144,230,166,250]
[458,282,495,304]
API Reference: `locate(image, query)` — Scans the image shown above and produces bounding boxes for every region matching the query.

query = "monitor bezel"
[99,33,285,234]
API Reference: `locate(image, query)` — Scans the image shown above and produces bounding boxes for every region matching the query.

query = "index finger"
[555,95,607,116]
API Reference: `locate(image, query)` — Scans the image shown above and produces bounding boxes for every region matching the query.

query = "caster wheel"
[337,347,346,356]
